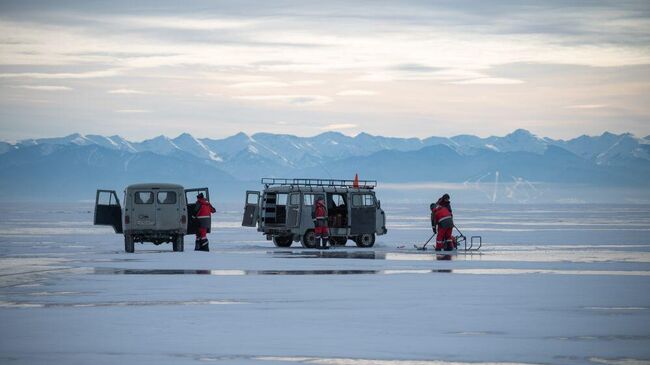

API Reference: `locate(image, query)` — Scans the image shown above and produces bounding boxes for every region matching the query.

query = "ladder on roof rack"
[261,178,377,189]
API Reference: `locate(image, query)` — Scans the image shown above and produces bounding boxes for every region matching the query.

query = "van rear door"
[350,193,376,235]
[94,190,123,233]
[155,189,181,230]
[242,191,260,227]
[132,190,156,228]
[185,187,210,234]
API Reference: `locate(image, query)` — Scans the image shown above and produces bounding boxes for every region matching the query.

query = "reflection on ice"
[92,267,650,276]
[93,268,453,276]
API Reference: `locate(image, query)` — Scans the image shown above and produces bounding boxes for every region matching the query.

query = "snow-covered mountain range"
[1,129,649,201]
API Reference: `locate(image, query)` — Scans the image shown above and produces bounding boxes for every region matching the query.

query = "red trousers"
[197,227,207,240]
[436,226,453,250]
[315,226,329,237]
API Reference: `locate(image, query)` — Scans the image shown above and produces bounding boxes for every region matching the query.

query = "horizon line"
[2,128,646,145]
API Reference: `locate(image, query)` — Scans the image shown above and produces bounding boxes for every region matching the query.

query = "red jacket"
[314,200,327,220]
[196,198,215,218]
[431,204,453,228]
[433,206,452,224]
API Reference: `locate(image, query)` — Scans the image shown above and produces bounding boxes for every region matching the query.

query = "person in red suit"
[313,197,329,249]
[194,193,216,252]
[431,193,455,251]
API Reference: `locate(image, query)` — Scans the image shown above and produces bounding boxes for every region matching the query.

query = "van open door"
[242,191,260,227]
[94,190,123,233]
[185,187,210,235]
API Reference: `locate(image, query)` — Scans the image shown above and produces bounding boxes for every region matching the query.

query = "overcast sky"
[0,0,649,141]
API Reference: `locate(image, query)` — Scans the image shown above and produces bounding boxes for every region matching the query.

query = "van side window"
[290,193,300,205]
[135,191,153,204]
[331,194,346,207]
[352,194,375,207]
[303,194,314,206]
[157,191,177,204]
[363,194,375,206]
[276,193,288,205]
[97,191,118,206]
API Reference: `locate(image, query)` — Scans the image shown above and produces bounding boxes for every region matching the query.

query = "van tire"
[124,235,135,253]
[300,230,319,249]
[173,235,184,252]
[355,233,375,248]
[331,237,347,246]
[273,235,293,247]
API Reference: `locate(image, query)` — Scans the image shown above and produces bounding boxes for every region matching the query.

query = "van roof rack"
[261,178,377,189]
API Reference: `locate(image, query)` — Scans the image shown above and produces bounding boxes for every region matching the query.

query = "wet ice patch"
[590,358,650,365]
[0,299,246,309]
[0,227,107,236]
[0,301,45,308]
[28,291,82,296]
[254,356,543,365]
[453,269,650,276]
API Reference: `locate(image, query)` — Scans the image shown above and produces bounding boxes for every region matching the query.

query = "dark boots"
[195,238,209,252]
[199,238,209,252]
[319,236,329,250]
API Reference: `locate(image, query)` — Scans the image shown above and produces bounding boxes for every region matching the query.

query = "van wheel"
[273,235,293,248]
[300,230,319,249]
[355,234,375,248]
[124,235,135,253]
[173,235,184,252]
[331,237,347,246]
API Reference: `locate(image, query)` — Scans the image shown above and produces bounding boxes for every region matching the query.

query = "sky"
[0,0,649,141]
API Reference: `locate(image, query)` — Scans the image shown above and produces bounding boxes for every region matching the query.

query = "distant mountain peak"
[174,132,194,139]
[506,129,540,140]
[232,132,250,139]
[316,131,346,138]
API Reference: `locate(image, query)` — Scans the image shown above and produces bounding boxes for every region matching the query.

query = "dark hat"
[441,193,450,200]
[197,193,204,199]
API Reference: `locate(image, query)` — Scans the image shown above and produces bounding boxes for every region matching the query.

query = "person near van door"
[313,197,329,249]
[431,193,455,251]
[194,193,216,252]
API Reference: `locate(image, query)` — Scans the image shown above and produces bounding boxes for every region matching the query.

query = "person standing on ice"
[431,193,455,251]
[194,193,216,252]
[313,196,329,249]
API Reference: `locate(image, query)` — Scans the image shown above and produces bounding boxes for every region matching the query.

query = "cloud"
[449,77,524,85]
[322,123,358,130]
[292,79,325,86]
[112,16,254,31]
[228,80,326,88]
[0,69,124,79]
[233,94,332,105]
[115,109,151,113]
[227,81,289,89]
[108,89,147,94]
[11,85,72,91]
[336,90,378,96]
[565,104,608,109]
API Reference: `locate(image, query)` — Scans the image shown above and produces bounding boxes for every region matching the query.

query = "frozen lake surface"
[1,202,649,365]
